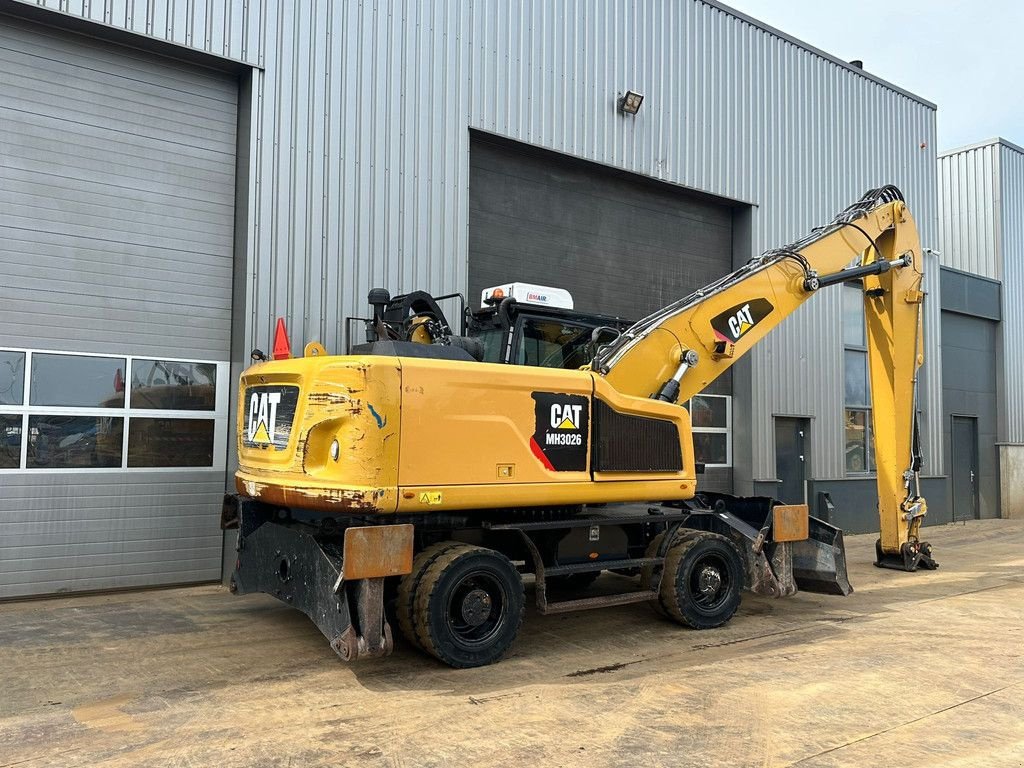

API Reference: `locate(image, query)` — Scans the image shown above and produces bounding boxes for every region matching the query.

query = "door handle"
[970,470,976,483]
[799,455,804,462]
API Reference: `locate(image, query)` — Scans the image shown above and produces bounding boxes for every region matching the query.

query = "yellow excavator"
[222,185,935,668]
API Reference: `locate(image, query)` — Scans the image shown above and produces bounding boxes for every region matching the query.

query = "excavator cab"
[470,285,632,370]
[348,282,632,372]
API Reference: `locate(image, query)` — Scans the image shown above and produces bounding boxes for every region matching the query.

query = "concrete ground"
[1,519,1022,768]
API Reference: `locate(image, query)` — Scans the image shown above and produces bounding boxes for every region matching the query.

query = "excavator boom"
[593,186,934,569]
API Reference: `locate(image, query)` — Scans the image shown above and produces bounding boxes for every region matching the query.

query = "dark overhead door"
[468,135,735,321]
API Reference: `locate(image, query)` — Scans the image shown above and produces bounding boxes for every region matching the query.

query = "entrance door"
[951,416,979,521]
[775,418,809,504]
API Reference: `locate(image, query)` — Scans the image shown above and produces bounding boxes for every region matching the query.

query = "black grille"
[592,400,683,472]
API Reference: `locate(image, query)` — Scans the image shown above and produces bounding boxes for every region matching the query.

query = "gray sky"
[723,0,1024,151]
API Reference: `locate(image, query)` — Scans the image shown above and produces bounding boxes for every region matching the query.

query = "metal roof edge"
[939,138,1024,158]
[701,0,937,110]
[0,0,257,74]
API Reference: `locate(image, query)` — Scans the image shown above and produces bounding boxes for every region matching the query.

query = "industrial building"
[0,0,986,600]
[938,138,1024,522]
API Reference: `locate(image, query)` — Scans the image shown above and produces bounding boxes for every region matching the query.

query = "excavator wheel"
[658,531,743,629]
[640,532,668,617]
[395,541,464,650]
[641,530,704,617]
[412,543,525,668]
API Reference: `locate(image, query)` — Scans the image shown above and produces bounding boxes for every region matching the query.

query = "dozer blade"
[790,516,853,596]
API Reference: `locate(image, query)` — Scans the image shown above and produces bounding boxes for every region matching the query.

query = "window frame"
[842,283,874,476]
[687,394,732,468]
[0,347,229,474]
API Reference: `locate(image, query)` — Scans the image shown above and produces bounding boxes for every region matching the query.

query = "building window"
[0,348,226,472]
[687,394,731,467]
[0,351,25,406]
[843,284,874,473]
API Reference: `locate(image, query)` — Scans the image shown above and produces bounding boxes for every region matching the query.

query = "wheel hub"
[698,565,722,597]
[460,587,493,626]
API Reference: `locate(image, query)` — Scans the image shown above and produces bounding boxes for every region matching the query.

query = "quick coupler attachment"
[874,538,938,571]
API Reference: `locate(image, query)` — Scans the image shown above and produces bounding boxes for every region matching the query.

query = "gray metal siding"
[24,0,941,485]
[1000,143,1024,442]
[938,139,1024,444]
[939,268,1001,322]
[938,143,1001,280]
[0,15,237,598]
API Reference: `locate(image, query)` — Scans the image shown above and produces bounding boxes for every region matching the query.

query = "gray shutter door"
[468,135,734,322]
[0,14,236,358]
[0,15,237,598]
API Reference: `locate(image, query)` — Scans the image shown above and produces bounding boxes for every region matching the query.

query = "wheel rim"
[689,553,731,613]
[446,569,507,647]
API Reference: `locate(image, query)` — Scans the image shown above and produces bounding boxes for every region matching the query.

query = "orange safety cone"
[272,318,292,360]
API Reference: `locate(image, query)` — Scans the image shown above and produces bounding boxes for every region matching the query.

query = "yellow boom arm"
[591,187,935,570]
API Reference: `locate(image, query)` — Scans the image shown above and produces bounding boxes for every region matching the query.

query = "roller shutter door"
[468,135,735,321]
[0,14,237,597]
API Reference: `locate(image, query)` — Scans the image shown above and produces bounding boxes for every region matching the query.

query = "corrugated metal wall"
[938,139,1024,444]
[938,142,1001,280]
[999,142,1024,442]
[27,0,942,482]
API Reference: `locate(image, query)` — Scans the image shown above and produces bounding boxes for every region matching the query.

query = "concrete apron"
[0,518,1022,767]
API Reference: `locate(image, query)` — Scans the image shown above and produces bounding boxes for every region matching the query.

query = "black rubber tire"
[659,532,742,629]
[640,532,669,616]
[412,544,525,668]
[395,541,463,650]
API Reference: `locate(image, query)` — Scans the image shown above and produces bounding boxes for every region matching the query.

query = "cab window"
[475,327,507,363]
[517,318,595,369]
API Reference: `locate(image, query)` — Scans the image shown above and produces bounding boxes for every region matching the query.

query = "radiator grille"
[592,400,682,472]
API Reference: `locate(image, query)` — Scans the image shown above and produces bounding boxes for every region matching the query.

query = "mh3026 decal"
[530,392,589,472]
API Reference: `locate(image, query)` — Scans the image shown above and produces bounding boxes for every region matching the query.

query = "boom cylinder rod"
[654,350,698,403]
[805,256,910,291]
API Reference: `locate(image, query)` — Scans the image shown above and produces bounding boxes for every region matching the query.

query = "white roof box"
[481,282,574,310]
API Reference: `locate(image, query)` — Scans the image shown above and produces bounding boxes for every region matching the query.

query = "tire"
[412,544,525,668]
[395,541,463,650]
[641,532,670,616]
[659,532,743,629]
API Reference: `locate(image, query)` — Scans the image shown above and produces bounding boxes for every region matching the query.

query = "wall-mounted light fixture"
[619,90,644,115]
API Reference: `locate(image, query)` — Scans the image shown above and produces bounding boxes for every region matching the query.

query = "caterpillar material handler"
[223,186,935,668]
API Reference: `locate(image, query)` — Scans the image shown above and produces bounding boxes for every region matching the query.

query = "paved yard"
[1,519,1022,767]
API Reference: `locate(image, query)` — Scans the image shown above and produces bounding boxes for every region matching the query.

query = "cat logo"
[247,391,281,444]
[728,304,754,338]
[711,298,775,343]
[243,385,298,450]
[551,403,583,431]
